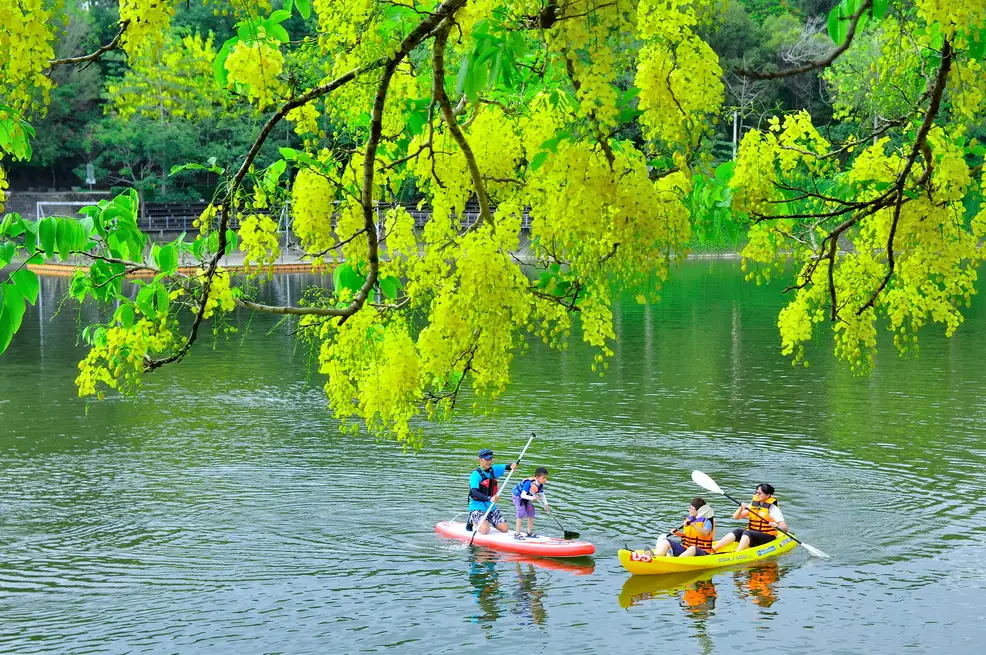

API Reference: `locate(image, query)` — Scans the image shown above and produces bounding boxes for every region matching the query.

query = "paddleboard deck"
[435,520,595,558]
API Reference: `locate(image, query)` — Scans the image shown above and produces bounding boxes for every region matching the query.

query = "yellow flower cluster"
[290,167,336,261]
[196,267,236,318]
[287,102,321,137]
[75,318,175,398]
[119,0,177,60]
[0,0,55,118]
[238,213,281,273]
[107,33,218,120]
[224,39,286,109]
[635,0,724,147]
[914,0,986,38]
[0,164,7,212]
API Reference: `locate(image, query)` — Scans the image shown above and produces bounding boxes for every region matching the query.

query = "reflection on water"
[468,550,503,627]
[734,561,781,610]
[510,562,547,626]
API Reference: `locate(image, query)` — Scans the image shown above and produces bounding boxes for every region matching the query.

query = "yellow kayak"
[618,535,797,575]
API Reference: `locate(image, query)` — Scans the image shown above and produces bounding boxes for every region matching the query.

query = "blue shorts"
[469,508,506,529]
[668,539,708,557]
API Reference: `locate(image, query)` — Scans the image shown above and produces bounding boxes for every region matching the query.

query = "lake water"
[1,261,984,653]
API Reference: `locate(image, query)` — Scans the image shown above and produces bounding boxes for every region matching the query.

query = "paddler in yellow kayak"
[710,483,787,553]
[652,497,716,557]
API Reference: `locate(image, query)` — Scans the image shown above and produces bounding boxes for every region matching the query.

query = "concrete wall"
[4,191,114,221]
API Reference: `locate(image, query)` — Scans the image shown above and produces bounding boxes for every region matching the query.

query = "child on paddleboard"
[512,467,549,539]
[653,497,716,557]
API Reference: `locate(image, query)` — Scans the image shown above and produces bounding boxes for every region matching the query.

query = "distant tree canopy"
[1,0,985,444]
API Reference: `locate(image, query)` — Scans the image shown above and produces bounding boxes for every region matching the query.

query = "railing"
[139,201,533,233]
[37,200,533,233]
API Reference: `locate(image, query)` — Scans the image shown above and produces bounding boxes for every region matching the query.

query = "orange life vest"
[680,517,715,550]
[746,495,778,535]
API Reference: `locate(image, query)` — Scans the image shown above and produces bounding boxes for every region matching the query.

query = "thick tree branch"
[737,0,872,80]
[49,20,129,68]
[146,0,468,370]
[433,24,494,230]
[856,40,953,316]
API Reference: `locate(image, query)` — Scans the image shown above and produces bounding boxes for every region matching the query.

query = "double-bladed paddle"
[691,470,831,559]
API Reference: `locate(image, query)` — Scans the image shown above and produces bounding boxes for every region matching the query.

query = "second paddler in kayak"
[711,482,787,553]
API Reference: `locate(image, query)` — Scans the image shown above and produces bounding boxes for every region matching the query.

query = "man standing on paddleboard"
[467,449,517,534]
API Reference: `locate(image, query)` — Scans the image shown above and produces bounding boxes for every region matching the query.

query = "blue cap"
[478,448,494,459]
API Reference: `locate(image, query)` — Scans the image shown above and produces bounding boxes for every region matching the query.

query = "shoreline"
[23,248,743,277]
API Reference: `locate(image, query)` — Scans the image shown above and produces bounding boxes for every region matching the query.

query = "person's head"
[534,466,549,483]
[688,496,706,516]
[754,483,775,499]
[477,448,494,469]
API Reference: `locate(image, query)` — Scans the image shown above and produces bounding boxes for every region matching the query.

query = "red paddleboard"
[434,521,595,558]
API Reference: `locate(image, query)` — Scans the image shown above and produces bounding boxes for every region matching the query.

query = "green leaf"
[38,217,57,258]
[135,285,156,318]
[379,275,401,300]
[872,0,889,19]
[214,37,238,87]
[267,9,291,24]
[296,0,311,20]
[0,289,16,355]
[529,151,549,171]
[333,262,365,295]
[284,0,294,13]
[225,229,238,256]
[2,283,26,342]
[267,24,290,43]
[0,242,15,269]
[115,303,135,328]
[156,284,170,316]
[10,270,39,305]
[828,4,850,45]
[55,219,86,261]
[158,244,178,275]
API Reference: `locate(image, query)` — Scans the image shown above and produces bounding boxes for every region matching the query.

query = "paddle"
[469,433,536,546]
[691,470,831,559]
[536,498,580,540]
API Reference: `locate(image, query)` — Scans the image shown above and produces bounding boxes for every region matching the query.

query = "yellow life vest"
[680,517,715,550]
[746,495,778,535]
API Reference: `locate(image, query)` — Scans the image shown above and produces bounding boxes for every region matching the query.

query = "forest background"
[5,0,873,250]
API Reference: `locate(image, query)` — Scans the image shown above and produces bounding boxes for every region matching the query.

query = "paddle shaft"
[721,491,805,547]
[536,498,578,538]
[469,433,536,545]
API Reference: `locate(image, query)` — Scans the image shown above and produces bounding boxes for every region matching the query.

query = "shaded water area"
[1,261,985,653]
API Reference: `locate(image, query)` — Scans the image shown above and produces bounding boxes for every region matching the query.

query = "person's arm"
[468,471,492,502]
[733,504,748,520]
[770,506,788,532]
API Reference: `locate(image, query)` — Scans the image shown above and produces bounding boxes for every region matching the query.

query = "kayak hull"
[435,521,595,558]
[618,536,797,575]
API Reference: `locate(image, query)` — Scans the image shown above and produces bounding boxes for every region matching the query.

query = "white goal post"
[35,201,97,221]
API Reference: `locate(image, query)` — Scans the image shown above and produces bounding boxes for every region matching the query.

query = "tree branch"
[49,20,129,68]
[433,24,493,230]
[736,0,873,80]
[856,40,954,316]
[145,0,468,370]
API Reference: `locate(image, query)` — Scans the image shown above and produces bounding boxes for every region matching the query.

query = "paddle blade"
[691,470,724,495]
[800,542,831,559]
[564,530,580,540]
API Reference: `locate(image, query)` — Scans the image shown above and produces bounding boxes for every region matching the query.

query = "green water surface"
[1,261,984,653]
